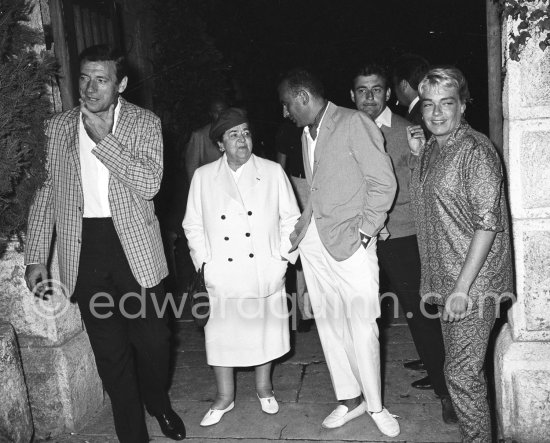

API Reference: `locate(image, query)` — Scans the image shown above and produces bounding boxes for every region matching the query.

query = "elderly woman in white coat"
[183,108,300,427]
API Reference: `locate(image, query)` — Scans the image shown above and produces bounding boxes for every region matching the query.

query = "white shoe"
[368,407,400,437]
[200,402,234,427]
[257,393,279,414]
[322,401,367,429]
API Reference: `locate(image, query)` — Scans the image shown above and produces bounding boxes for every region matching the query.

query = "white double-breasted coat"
[183,154,300,299]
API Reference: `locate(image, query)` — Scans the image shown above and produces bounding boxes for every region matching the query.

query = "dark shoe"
[411,376,432,390]
[297,319,314,333]
[156,409,186,440]
[403,359,425,371]
[441,396,458,424]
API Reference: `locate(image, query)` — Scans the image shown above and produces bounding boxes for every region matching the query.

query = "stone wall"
[0,241,103,439]
[495,1,550,440]
[0,323,33,443]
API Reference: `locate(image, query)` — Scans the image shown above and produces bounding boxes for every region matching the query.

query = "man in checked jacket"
[24,45,185,442]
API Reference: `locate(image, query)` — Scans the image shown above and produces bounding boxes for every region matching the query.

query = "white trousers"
[299,219,382,411]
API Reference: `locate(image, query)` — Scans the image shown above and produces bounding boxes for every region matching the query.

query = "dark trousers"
[377,234,449,397]
[74,218,171,443]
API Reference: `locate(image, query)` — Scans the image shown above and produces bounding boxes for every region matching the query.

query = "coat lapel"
[215,155,261,208]
[311,102,336,181]
[113,97,134,140]
[215,156,244,207]
[301,130,312,184]
[238,155,261,196]
[108,98,133,193]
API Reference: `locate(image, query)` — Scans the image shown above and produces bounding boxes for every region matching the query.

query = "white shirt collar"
[408,96,420,114]
[374,106,392,128]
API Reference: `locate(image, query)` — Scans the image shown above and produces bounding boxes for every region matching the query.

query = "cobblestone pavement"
[46,301,461,443]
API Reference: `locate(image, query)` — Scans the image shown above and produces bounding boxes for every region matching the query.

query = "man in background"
[392,53,430,128]
[184,96,228,183]
[350,62,457,424]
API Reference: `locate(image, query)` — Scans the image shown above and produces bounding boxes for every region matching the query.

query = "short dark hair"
[78,44,127,84]
[352,63,389,89]
[392,53,430,91]
[279,68,325,99]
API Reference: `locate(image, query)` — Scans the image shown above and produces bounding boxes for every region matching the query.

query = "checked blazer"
[25,97,168,295]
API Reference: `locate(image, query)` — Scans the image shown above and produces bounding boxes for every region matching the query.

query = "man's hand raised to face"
[80,99,115,144]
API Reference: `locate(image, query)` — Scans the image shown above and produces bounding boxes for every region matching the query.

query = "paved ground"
[45,300,461,443]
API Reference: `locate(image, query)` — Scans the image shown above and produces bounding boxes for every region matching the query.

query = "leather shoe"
[441,396,458,424]
[411,376,432,390]
[403,359,425,371]
[155,409,186,440]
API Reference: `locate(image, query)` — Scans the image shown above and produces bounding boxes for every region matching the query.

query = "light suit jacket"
[290,102,397,261]
[25,98,168,294]
[183,154,300,299]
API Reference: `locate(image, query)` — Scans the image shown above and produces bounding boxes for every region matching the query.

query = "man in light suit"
[24,45,185,442]
[350,62,457,424]
[278,69,400,437]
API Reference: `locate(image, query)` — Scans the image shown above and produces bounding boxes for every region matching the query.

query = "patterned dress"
[410,121,513,442]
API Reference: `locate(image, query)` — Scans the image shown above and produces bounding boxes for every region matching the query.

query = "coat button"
[228,258,233,262]
[247,211,252,216]
[245,232,250,237]
[249,253,254,258]
[224,237,229,241]
[221,215,226,220]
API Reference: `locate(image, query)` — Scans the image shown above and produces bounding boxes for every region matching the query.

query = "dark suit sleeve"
[349,112,397,236]
[93,111,163,200]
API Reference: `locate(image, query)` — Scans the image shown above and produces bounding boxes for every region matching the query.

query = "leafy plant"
[0,0,57,250]
[497,0,550,60]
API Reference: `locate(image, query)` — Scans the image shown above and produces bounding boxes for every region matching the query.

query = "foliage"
[497,0,550,60]
[0,0,57,247]
[150,0,230,148]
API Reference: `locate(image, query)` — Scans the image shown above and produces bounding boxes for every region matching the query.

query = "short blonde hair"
[418,66,470,103]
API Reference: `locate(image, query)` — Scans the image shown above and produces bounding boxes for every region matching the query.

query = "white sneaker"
[322,402,367,428]
[368,407,400,437]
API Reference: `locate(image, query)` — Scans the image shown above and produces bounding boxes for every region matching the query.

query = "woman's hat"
[210,107,248,142]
